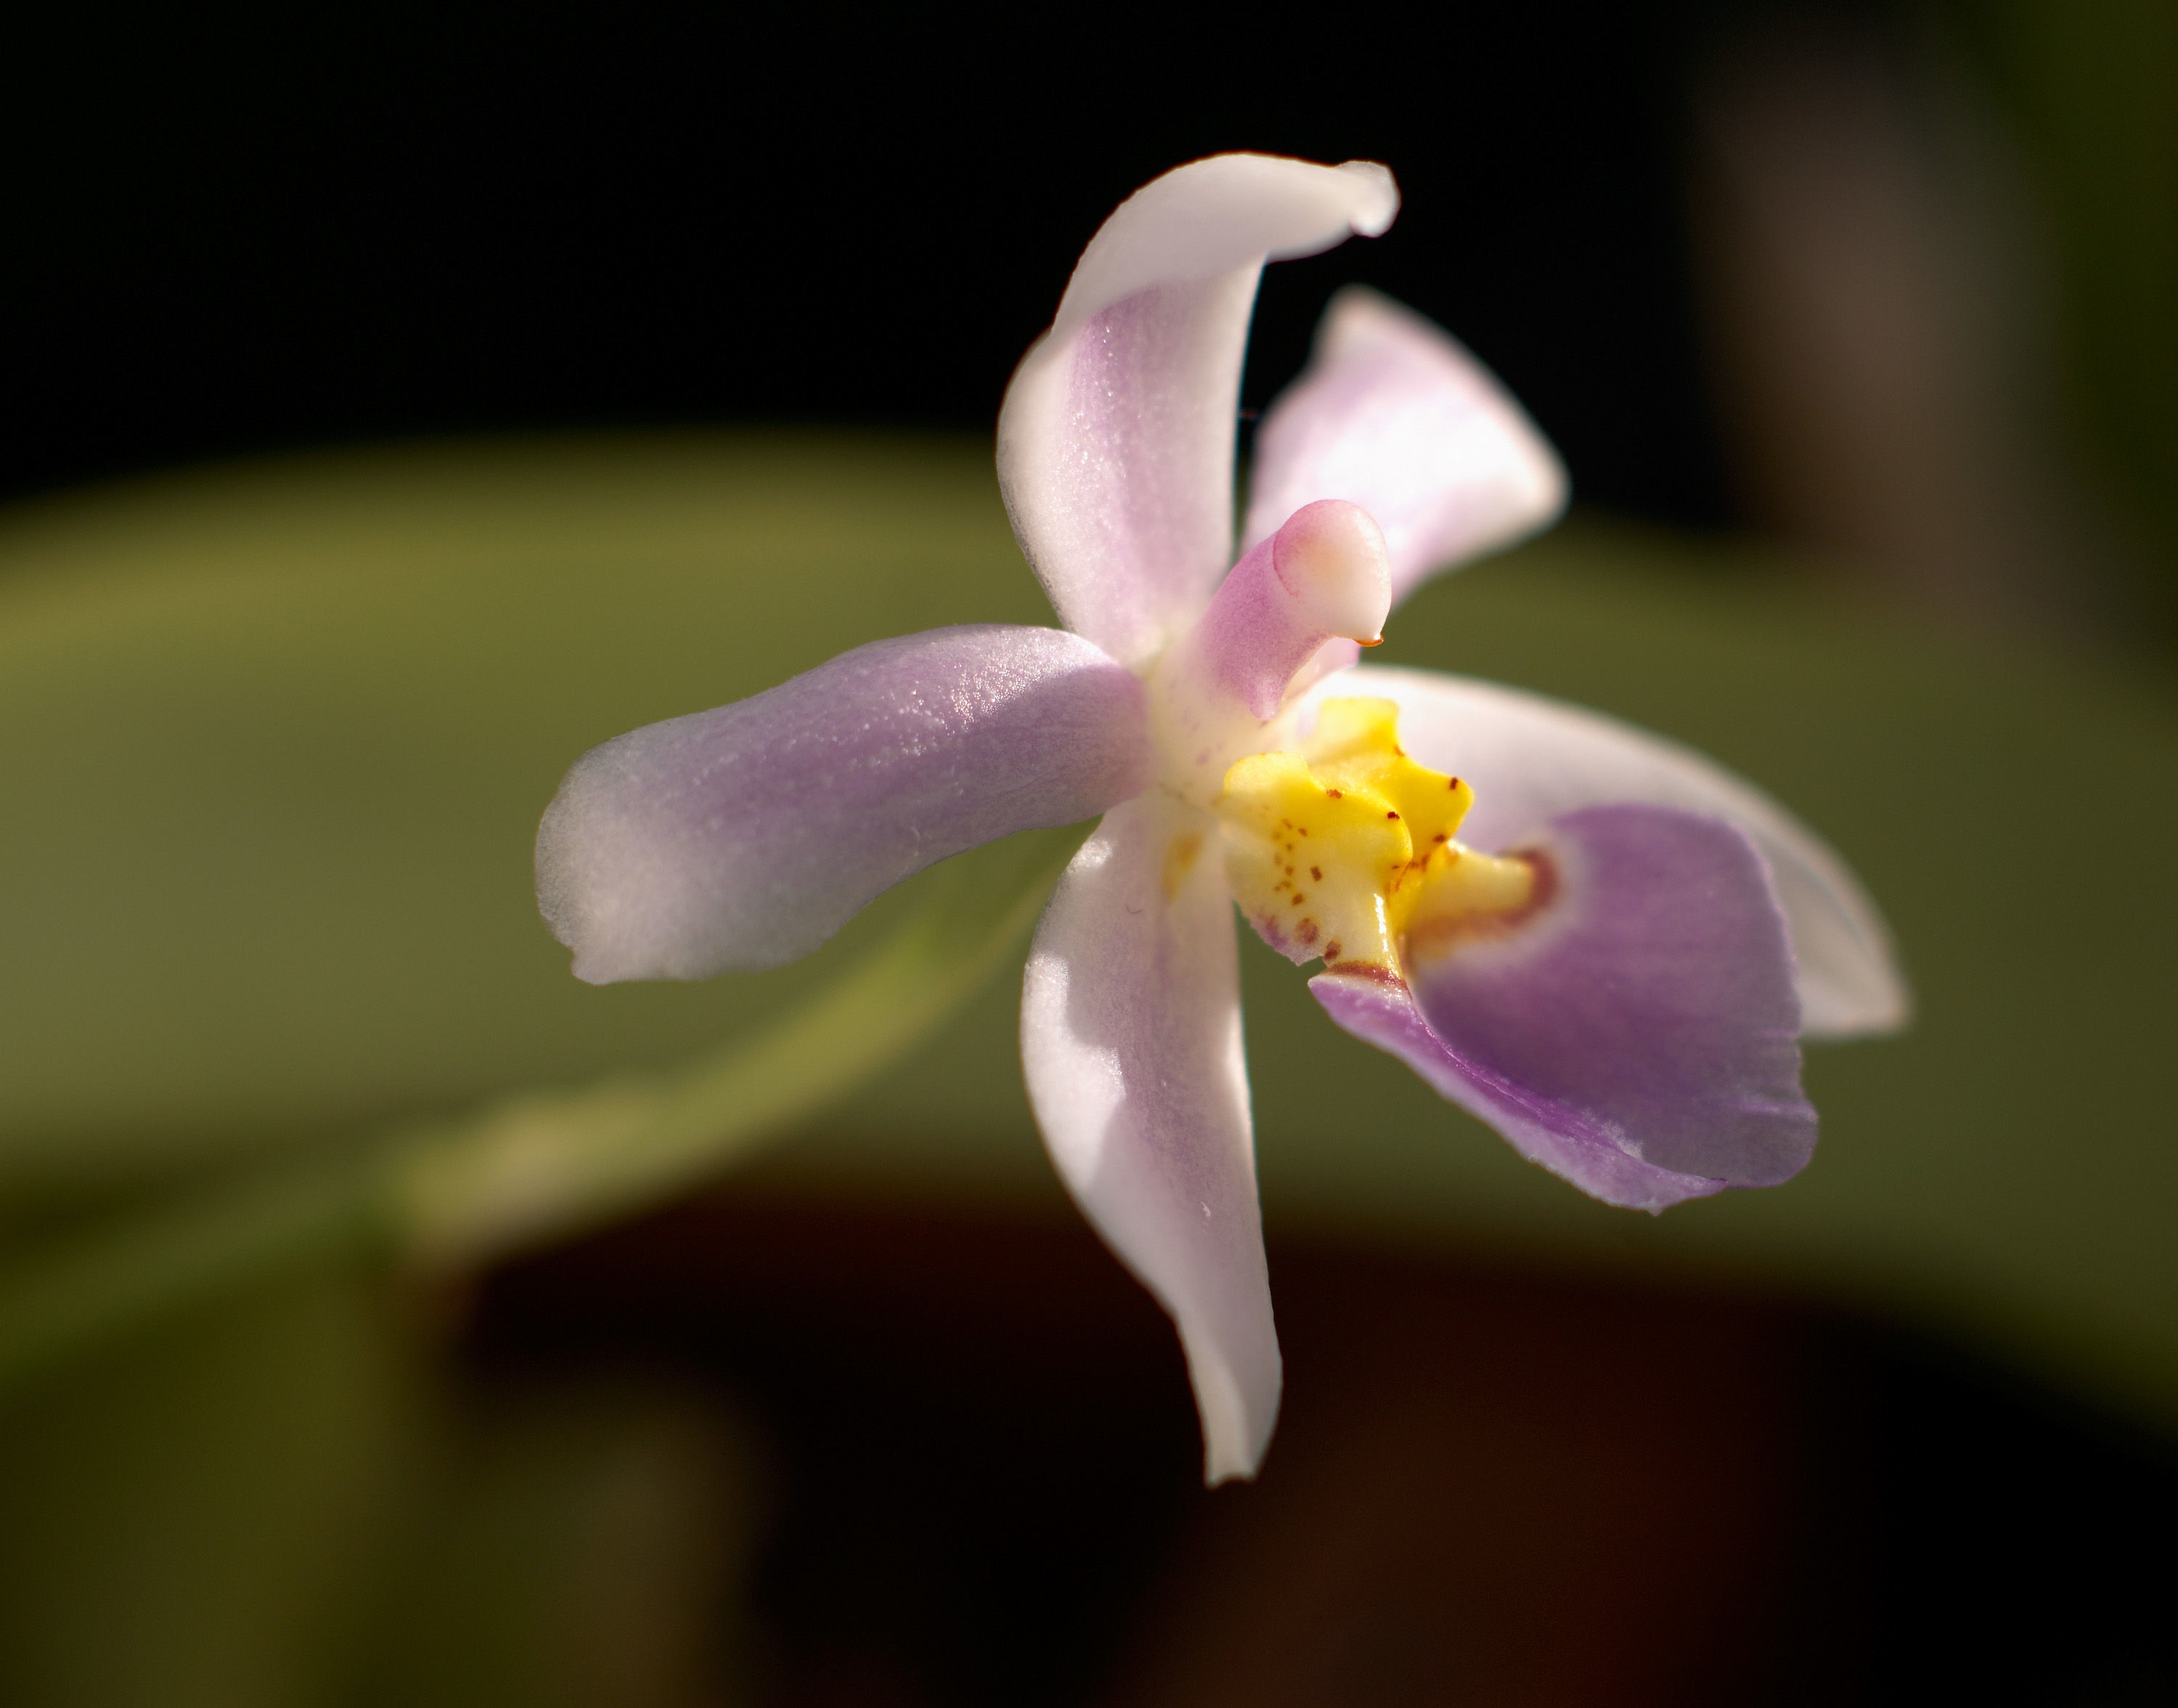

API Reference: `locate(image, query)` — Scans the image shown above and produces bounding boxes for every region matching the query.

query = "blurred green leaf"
[0,433,1053,1194]
[1,433,2175,1449]
[0,823,1069,1390]
[388,824,1071,1267]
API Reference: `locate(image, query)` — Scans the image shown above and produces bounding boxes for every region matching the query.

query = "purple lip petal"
[998,155,1399,667]
[537,626,1152,982]
[1310,970,1729,1211]
[1242,287,1568,608]
[1301,666,1910,1039]
[1320,802,1815,1208]
[1021,793,1280,1484]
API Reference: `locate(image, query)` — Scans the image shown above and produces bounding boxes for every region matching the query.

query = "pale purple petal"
[1243,287,1568,605]
[998,155,1400,668]
[1312,971,1729,1212]
[1302,666,1909,1038]
[537,626,1151,982]
[1313,804,1815,1211]
[1021,793,1278,1483]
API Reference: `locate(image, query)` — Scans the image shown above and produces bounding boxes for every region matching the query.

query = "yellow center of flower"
[1215,698,1537,971]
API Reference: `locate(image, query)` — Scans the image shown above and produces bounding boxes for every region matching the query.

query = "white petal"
[998,155,1400,668]
[1305,666,1909,1037]
[1243,287,1568,605]
[1020,793,1278,1482]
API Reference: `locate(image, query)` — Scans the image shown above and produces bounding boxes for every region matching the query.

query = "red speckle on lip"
[1323,959,1400,985]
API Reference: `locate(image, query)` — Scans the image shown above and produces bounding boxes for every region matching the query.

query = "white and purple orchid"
[535,155,1907,1483]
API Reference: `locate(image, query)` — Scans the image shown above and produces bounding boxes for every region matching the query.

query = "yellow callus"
[1215,698,1534,971]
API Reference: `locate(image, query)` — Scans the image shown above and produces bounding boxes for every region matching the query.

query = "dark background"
[477,1197,2178,1705]
[4,2,1747,524]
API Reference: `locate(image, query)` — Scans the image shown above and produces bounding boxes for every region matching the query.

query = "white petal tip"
[1180,1322,1279,1487]
[534,758,795,985]
[1800,973,1913,1039]
[1518,441,1574,532]
[1051,154,1408,340]
[1335,160,1400,237]
[566,956,620,988]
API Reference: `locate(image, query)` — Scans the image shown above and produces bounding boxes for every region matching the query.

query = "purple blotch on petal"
[1301,666,1910,1039]
[1312,804,1814,1211]
[1310,970,1729,1212]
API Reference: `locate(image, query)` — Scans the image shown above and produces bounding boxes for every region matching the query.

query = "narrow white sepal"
[1021,793,1281,1482]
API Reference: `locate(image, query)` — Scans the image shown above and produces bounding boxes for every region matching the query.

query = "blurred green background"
[1,429,2174,1702]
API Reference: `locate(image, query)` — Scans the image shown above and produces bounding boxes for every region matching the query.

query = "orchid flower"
[535,155,1907,1484]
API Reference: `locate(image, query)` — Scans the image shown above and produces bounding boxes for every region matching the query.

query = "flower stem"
[0,828,1077,1394]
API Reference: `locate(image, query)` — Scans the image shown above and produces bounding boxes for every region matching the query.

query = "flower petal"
[1020,793,1278,1483]
[1311,972,1728,1212]
[1308,666,1909,1037]
[537,626,1151,981]
[1314,804,1816,1211]
[998,155,1400,668]
[1242,287,1568,607]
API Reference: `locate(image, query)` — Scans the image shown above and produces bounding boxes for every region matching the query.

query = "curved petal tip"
[1051,154,1401,342]
[1332,160,1400,237]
